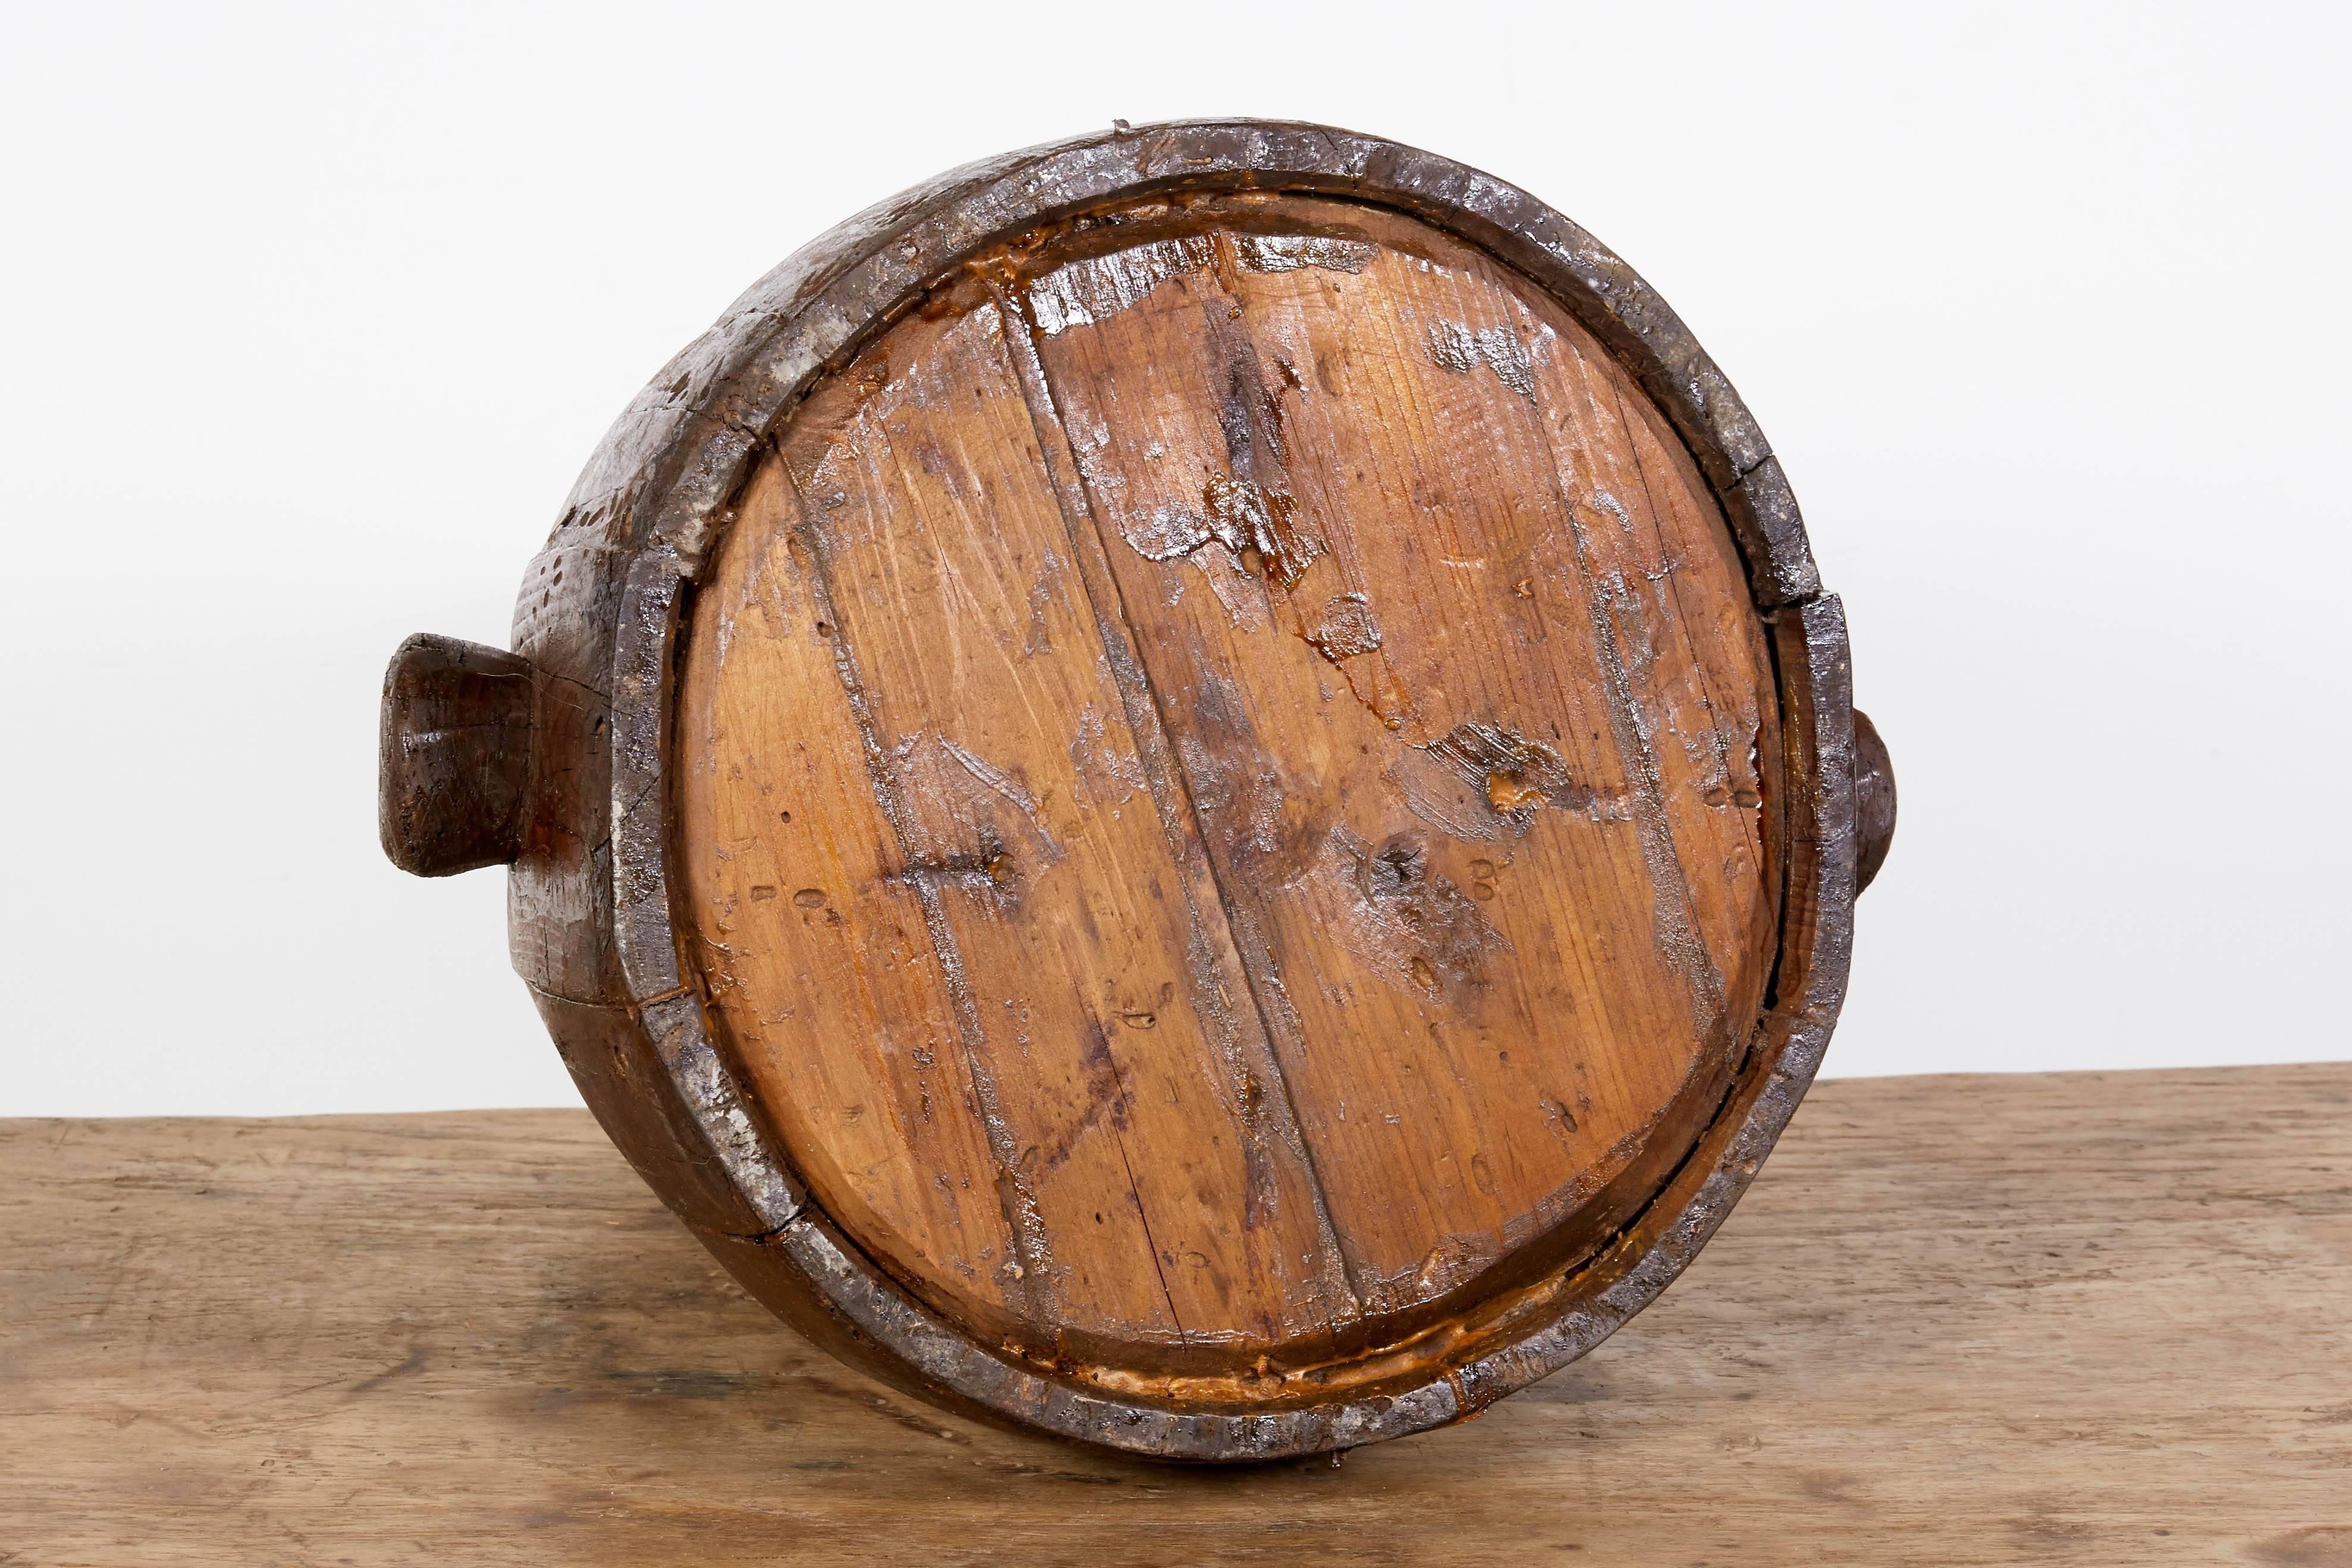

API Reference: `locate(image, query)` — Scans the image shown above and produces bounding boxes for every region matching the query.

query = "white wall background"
[4,1,2344,1116]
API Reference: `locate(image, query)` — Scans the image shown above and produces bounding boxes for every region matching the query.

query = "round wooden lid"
[498,122,1863,1460]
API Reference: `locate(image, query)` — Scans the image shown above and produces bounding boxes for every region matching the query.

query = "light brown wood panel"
[1221,211,1776,1169]
[679,445,1024,1344]
[1498,253,1782,1018]
[9,1066,2347,1564]
[1021,200,1772,1313]
[682,297,1347,1362]
[681,193,1781,1381]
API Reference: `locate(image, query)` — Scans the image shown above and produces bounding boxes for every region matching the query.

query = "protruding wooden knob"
[1854,708,1896,893]
[378,634,534,877]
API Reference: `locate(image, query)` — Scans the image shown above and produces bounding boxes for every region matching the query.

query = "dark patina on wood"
[378,633,534,877]
[376,119,1895,1461]
[1854,708,1897,893]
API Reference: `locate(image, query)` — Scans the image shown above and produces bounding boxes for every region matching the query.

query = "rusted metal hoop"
[523,118,1858,1460]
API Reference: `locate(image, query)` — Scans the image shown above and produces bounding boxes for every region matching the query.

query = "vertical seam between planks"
[773,454,1055,1328]
[988,277,1369,1329]
[1600,372,1771,911]
[1520,367,1735,1075]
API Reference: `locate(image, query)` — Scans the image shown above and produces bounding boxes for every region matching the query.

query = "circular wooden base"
[504,121,1859,1460]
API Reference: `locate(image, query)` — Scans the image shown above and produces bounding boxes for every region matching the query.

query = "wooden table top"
[5,1064,2346,1566]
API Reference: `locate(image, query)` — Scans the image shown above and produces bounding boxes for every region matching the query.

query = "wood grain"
[678,297,1342,1360]
[672,194,1777,1384]
[5,1065,2345,1566]
[1023,199,1774,1313]
[378,121,1874,1451]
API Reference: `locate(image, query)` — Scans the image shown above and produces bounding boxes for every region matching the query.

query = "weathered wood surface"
[380,120,1869,1452]
[377,634,534,877]
[5,1064,2346,1566]
[1854,708,1896,892]
[677,193,1777,1382]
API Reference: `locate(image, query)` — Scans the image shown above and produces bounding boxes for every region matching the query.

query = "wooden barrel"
[380,120,1894,1462]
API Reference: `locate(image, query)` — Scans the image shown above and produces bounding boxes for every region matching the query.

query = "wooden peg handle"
[378,634,534,877]
[1854,708,1896,893]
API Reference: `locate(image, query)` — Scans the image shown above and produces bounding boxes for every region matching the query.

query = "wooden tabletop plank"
[4,1064,2347,1566]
